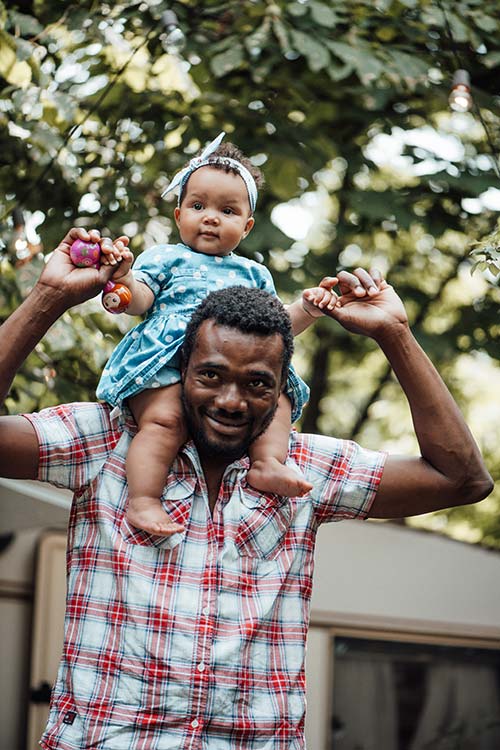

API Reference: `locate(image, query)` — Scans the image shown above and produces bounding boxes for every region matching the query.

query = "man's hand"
[304,268,408,341]
[38,227,130,309]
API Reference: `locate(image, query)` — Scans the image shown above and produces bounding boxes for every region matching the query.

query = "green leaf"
[210,43,245,77]
[473,13,499,32]
[327,61,354,81]
[244,17,271,56]
[7,10,44,36]
[327,40,384,83]
[290,29,330,72]
[309,1,339,28]
[14,36,35,62]
[446,12,471,42]
[385,49,429,83]
[288,3,308,17]
[483,51,500,69]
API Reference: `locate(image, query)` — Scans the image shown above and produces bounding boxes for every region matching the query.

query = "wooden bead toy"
[70,239,101,268]
[101,280,132,314]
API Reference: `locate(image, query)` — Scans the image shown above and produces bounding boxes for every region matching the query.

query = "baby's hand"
[302,277,340,317]
[100,235,133,279]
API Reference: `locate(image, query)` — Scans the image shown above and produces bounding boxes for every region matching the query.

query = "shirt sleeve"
[297,433,387,524]
[132,244,176,296]
[22,402,121,492]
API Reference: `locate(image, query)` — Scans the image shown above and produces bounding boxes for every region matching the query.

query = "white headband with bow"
[161,132,258,212]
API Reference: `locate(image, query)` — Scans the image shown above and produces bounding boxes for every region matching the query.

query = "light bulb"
[160,10,186,55]
[449,69,473,112]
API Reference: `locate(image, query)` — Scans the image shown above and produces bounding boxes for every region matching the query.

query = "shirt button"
[202,606,210,616]
[191,719,199,729]
[197,662,206,672]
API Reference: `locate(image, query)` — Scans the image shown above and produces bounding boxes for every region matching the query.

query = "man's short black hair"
[181,286,293,384]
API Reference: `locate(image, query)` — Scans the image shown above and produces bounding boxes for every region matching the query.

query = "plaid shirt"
[25,402,385,750]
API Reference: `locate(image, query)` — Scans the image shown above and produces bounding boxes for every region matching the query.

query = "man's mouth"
[205,412,248,435]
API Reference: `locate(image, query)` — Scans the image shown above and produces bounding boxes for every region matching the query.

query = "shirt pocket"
[119,478,194,551]
[235,487,294,561]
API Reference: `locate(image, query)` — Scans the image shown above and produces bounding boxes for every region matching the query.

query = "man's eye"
[200,370,218,380]
[249,379,267,389]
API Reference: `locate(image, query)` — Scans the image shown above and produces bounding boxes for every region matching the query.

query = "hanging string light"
[435,0,500,179]
[448,69,473,112]
[160,11,186,55]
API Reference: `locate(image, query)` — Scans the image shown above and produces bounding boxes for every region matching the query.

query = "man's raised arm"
[0,228,121,478]
[307,269,494,518]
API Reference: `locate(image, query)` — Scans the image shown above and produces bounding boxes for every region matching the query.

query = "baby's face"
[174,167,254,257]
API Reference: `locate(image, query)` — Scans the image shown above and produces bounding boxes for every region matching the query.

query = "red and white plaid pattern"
[25,402,385,750]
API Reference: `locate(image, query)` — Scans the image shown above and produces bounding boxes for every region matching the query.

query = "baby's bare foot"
[247,458,313,497]
[127,496,184,536]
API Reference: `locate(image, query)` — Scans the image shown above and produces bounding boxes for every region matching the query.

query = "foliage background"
[1,0,499,545]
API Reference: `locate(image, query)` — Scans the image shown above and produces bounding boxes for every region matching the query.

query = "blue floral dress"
[96,243,309,421]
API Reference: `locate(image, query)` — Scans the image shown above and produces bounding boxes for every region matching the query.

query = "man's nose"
[214,383,247,411]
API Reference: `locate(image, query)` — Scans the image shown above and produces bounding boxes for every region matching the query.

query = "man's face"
[181,321,284,461]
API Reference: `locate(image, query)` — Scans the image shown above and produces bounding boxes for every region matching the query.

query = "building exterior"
[1,478,499,750]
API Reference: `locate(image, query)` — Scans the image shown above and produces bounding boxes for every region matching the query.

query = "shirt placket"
[185,468,225,748]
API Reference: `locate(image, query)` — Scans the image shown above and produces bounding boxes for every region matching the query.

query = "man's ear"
[242,216,255,239]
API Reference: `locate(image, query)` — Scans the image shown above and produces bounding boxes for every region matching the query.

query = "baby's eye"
[223,207,234,215]
[193,202,203,210]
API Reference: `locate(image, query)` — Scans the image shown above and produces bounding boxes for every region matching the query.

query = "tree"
[1,0,499,544]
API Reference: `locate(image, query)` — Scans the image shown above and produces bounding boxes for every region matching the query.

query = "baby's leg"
[247,393,313,497]
[127,384,188,535]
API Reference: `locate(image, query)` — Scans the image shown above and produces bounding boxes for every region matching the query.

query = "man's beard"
[181,391,278,462]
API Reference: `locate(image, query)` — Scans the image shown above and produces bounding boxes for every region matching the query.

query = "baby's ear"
[243,215,255,238]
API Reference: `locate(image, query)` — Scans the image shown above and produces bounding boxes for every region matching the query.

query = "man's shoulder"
[26,401,117,435]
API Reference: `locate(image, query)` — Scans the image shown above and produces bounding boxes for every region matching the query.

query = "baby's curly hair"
[179,141,264,207]
[181,286,293,385]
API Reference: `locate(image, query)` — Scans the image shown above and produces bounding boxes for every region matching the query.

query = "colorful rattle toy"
[69,239,101,268]
[69,240,132,314]
[101,280,132,314]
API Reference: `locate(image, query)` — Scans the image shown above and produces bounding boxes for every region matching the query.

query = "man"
[0,227,492,750]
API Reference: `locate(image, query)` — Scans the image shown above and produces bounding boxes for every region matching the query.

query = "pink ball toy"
[101,280,132,314]
[70,239,101,268]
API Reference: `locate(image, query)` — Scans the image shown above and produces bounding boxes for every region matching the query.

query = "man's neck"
[198,454,231,513]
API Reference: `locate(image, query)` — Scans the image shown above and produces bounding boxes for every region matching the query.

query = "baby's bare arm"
[101,239,154,315]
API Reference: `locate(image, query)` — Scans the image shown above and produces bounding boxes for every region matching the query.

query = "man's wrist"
[374,320,412,351]
[33,279,72,319]
[301,300,322,319]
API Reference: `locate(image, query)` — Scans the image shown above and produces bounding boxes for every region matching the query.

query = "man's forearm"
[378,322,492,500]
[0,283,67,406]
